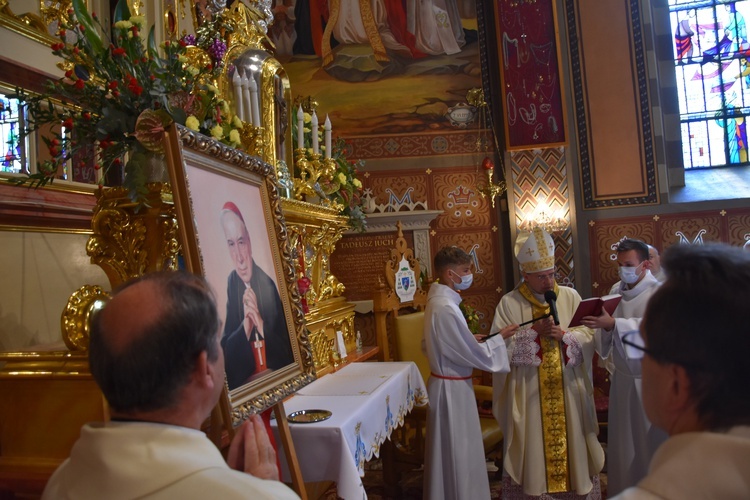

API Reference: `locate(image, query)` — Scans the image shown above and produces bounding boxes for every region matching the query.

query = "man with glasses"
[490,227,604,498]
[611,243,750,499]
[581,238,666,495]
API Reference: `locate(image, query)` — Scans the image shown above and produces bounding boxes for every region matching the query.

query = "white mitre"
[515,227,555,273]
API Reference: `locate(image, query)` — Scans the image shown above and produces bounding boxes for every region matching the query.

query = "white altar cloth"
[272,362,428,499]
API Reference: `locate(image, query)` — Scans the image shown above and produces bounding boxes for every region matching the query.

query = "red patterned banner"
[494,0,566,150]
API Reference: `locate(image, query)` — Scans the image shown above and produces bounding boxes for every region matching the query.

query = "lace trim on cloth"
[562,332,583,367]
[511,327,541,367]
[501,473,602,499]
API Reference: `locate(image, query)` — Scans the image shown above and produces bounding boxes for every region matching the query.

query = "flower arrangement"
[10,0,243,202]
[292,110,367,232]
[459,301,481,335]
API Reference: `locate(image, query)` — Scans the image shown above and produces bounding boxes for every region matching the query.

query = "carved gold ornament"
[61,285,110,351]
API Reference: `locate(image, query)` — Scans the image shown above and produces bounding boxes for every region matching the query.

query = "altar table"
[272,361,428,499]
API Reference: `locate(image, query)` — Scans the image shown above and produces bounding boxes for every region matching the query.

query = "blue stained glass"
[669,0,750,169]
[0,92,24,173]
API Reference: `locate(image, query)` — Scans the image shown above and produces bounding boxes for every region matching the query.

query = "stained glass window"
[0,92,26,174]
[670,0,750,169]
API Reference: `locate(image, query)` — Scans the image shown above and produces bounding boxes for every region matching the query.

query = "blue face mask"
[618,262,643,284]
[450,270,474,290]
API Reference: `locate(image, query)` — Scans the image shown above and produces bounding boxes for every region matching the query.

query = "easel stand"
[273,400,307,500]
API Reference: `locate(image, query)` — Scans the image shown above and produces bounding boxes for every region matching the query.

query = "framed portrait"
[164,124,314,426]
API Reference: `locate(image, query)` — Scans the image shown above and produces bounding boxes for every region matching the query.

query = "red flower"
[49,147,58,157]
[65,69,74,79]
[51,138,60,147]
[112,90,120,98]
[62,117,74,128]
[112,47,126,56]
[178,39,187,47]
[50,42,65,51]
[94,164,101,170]
[108,81,118,90]
[79,24,85,32]
[74,79,85,90]
[82,112,91,120]
[58,29,66,38]
[73,47,79,54]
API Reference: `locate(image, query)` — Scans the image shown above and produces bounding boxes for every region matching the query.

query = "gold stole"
[322,0,389,66]
[518,281,570,493]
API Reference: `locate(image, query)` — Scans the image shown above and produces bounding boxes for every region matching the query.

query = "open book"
[568,294,622,328]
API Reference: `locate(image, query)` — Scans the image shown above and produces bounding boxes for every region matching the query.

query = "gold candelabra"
[293,148,341,209]
[477,157,507,208]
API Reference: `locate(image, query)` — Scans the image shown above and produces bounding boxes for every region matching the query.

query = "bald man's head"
[89,272,221,414]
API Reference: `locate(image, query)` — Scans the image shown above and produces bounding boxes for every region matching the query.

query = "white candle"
[297,105,304,149]
[324,114,332,159]
[232,71,244,121]
[311,111,319,154]
[241,72,252,127]
[249,76,260,127]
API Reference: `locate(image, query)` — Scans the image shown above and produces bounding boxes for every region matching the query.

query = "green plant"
[459,301,480,335]
[10,0,240,203]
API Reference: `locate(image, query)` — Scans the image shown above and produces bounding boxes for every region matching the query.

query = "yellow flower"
[210,125,224,139]
[206,84,217,93]
[178,55,188,63]
[303,112,312,124]
[353,178,362,188]
[129,16,145,27]
[186,66,199,76]
[232,115,243,128]
[219,100,230,115]
[338,172,347,185]
[114,20,132,29]
[185,115,200,131]
[229,129,241,145]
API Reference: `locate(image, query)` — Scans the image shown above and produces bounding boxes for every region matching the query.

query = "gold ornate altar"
[0,1,366,497]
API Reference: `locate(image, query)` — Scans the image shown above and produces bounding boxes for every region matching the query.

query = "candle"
[232,70,244,121]
[241,72,252,128]
[297,105,304,149]
[324,114,332,159]
[249,76,260,127]
[311,111,319,154]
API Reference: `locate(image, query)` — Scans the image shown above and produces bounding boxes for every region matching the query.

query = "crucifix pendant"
[253,339,264,366]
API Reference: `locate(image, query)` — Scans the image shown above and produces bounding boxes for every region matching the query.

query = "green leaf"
[113,0,131,23]
[72,0,104,55]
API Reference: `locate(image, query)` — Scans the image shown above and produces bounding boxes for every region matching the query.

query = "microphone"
[544,290,560,326]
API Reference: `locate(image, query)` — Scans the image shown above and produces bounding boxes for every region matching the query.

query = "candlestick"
[232,71,244,121]
[241,72,252,128]
[311,111,319,154]
[324,114,332,159]
[249,76,260,127]
[297,105,304,149]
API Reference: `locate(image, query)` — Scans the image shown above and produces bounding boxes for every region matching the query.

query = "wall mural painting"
[269,1,484,140]
[493,0,566,150]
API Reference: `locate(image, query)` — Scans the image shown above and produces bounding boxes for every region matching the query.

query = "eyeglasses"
[532,271,557,282]
[621,331,704,371]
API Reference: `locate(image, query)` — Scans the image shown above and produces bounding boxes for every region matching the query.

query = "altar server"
[423,246,517,500]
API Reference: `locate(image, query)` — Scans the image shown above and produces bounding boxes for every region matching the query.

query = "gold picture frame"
[164,124,314,426]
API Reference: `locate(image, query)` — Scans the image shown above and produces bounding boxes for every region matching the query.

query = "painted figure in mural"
[581,239,667,496]
[292,0,468,64]
[270,0,297,56]
[717,96,748,164]
[490,227,604,498]
[423,246,517,500]
[220,202,294,391]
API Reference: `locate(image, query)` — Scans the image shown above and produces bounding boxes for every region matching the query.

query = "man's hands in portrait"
[227,414,279,480]
[242,287,265,340]
[532,316,565,341]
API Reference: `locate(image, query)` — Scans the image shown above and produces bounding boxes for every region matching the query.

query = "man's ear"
[667,363,693,412]
[642,258,652,270]
[193,351,214,389]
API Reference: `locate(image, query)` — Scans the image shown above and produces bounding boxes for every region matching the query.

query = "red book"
[569,294,622,328]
